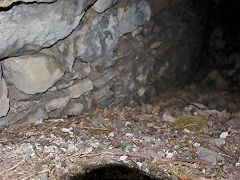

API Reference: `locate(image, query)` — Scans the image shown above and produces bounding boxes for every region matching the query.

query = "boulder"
[0,0,95,59]
[2,53,64,94]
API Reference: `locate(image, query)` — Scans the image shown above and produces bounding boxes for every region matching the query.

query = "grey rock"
[76,9,119,62]
[112,119,124,129]
[44,93,71,113]
[40,173,48,180]
[117,0,151,36]
[71,60,91,79]
[162,113,176,123]
[49,80,74,92]
[213,138,225,147]
[2,53,64,94]
[93,72,115,88]
[0,0,56,7]
[193,169,200,175]
[25,107,49,124]
[67,79,93,98]
[0,0,94,59]
[93,0,119,13]
[169,174,178,180]
[92,85,111,100]
[182,150,191,157]
[0,78,9,118]
[196,146,224,163]
[96,90,115,108]
[91,56,116,72]
[226,119,240,128]
[64,103,84,116]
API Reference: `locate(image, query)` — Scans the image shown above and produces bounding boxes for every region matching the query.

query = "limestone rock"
[75,9,119,62]
[0,78,10,118]
[117,0,151,36]
[0,0,56,7]
[45,95,71,113]
[2,54,64,94]
[64,103,84,116]
[92,85,111,100]
[25,107,49,124]
[67,79,93,98]
[0,0,94,59]
[71,60,91,79]
[93,0,119,13]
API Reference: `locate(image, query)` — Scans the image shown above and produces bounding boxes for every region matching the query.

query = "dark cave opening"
[192,0,240,91]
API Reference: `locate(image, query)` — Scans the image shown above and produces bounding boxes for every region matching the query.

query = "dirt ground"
[0,87,239,180]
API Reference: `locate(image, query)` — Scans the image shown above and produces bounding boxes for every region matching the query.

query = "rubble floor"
[0,87,240,180]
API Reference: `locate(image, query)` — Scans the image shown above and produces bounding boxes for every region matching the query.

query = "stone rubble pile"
[0,0,208,125]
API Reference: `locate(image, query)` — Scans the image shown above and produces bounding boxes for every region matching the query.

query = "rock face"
[93,0,119,13]
[75,9,119,62]
[0,0,209,125]
[0,78,9,118]
[0,0,56,7]
[0,0,94,59]
[117,0,151,36]
[67,79,93,98]
[2,53,64,94]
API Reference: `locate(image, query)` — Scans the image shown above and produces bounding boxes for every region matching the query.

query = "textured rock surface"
[44,92,71,112]
[0,0,209,125]
[0,78,9,118]
[117,0,151,36]
[0,0,94,59]
[63,102,84,116]
[0,0,56,7]
[2,53,64,94]
[75,9,119,62]
[67,79,93,98]
[93,0,119,13]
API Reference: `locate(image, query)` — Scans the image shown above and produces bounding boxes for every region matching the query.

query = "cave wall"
[0,0,209,126]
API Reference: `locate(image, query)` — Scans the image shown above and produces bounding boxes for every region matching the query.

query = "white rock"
[108,132,115,137]
[136,162,142,169]
[120,155,128,161]
[61,127,73,133]
[166,151,174,158]
[194,142,201,147]
[125,133,133,138]
[84,147,93,154]
[220,131,228,139]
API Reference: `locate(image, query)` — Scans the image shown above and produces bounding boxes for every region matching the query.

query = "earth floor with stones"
[0,87,240,180]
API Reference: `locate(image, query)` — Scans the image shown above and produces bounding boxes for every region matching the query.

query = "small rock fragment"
[196,146,224,163]
[125,133,133,138]
[61,127,73,133]
[119,155,128,161]
[220,131,228,139]
[162,113,176,123]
